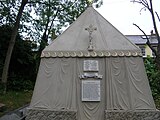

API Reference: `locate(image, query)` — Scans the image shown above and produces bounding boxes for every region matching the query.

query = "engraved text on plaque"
[83,60,99,71]
[82,80,100,101]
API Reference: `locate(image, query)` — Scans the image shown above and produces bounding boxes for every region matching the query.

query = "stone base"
[105,110,160,120]
[26,108,77,120]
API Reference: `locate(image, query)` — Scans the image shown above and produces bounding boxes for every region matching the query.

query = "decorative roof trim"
[41,50,142,58]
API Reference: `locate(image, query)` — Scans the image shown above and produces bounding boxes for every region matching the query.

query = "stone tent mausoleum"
[26,6,160,120]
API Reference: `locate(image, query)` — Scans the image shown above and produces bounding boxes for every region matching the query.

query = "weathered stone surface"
[105,110,160,120]
[26,109,77,120]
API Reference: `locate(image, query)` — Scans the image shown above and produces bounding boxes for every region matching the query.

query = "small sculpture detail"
[85,24,97,51]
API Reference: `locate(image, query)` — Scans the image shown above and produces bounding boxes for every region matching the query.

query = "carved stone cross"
[85,24,97,51]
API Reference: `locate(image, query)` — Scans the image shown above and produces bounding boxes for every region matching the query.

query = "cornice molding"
[41,50,142,58]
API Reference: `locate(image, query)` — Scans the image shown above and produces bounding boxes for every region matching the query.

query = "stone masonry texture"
[105,110,160,120]
[26,109,77,120]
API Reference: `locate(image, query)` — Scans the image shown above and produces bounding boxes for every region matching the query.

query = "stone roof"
[126,35,158,45]
[42,7,141,58]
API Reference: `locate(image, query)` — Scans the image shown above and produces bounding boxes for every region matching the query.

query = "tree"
[33,0,89,52]
[1,0,28,94]
[29,0,103,52]
[0,0,102,93]
[0,0,19,25]
[0,25,37,91]
[131,0,160,69]
[0,0,103,49]
[144,57,160,108]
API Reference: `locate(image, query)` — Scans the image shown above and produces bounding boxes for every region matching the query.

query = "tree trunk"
[38,0,51,53]
[1,0,28,94]
[149,0,160,70]
[156,44,160,69]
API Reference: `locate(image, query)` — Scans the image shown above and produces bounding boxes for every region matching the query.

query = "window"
[139,46,145,56]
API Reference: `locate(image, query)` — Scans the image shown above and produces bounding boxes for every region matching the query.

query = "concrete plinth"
[105,110,160,120]
[26,109,77,120]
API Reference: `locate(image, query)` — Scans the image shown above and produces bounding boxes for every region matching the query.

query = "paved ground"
[0,104,29,120]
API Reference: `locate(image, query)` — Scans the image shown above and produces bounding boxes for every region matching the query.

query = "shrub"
[144,57,160,101]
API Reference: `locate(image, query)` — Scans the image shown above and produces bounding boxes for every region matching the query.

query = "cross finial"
[85,24,97,51]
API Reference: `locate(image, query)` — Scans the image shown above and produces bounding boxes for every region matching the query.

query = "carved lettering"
[82,80,100,101]
[84,60,99,71]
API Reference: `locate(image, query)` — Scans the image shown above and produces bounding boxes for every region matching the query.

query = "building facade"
[126,35,158,57]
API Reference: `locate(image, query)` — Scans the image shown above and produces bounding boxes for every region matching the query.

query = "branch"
[0,1,6,7]
[149,0,160,43]
[141,0,149,8]
[131,0,142,4]
[133,23,157,56]
[155,12,160,22]
[28,1,52,7]
[47,7,60,38]
[140,7,146,13]
[131,0,151,12]
[60,0,79,11]
[1,0,28,94]
[28,1,45,4]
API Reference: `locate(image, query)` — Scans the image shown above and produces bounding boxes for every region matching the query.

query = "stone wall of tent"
[29,56,156,120]
[27,6,157,120]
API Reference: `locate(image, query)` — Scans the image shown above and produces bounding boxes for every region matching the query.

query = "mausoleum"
[26,6,160,120]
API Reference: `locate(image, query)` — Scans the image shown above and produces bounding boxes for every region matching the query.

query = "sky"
[95,0,160,35]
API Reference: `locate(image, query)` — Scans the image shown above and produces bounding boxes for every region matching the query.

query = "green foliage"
[0,25,37,91]
[0,0,103,46]
[31,0,90,49]
[0,90,32,116]
[0,0,90,42]
[0,0,94,91]
[0,0,20,25]
[1,0,96,58]
[7,74,35,91]
[144,57,160,108]
[0,25,13,75]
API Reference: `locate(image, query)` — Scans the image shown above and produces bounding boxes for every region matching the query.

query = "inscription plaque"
[83,60,99,71]
[82,80,100,101]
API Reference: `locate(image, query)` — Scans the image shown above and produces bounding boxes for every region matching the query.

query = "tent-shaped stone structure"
[26,6,160,120]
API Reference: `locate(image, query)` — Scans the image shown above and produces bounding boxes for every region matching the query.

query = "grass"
[0,90,159,118]
[0,90,33,117]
